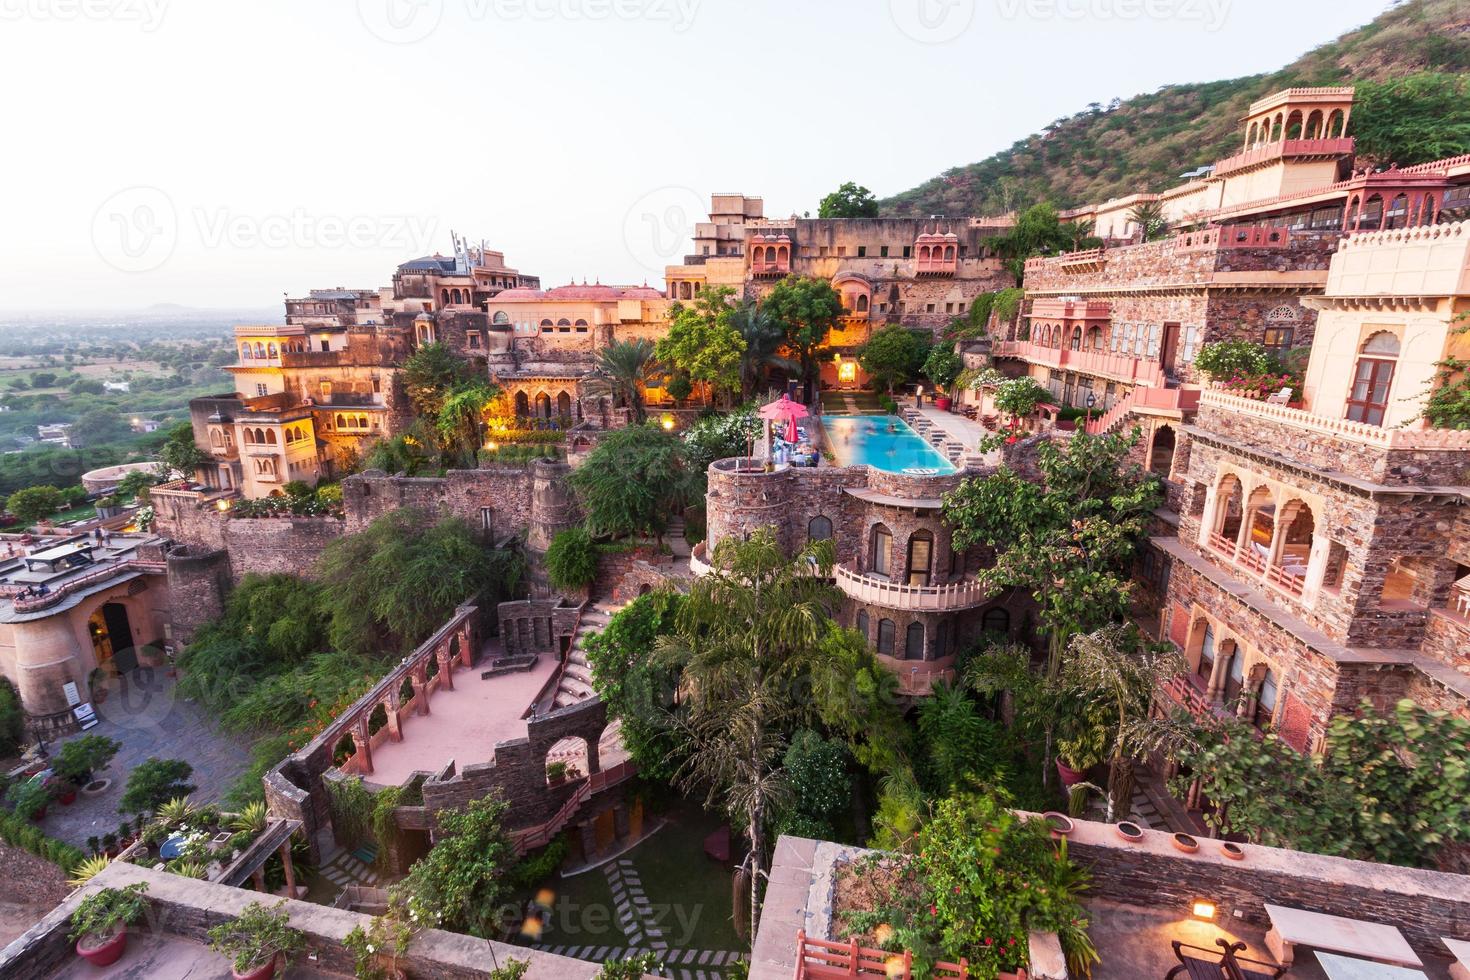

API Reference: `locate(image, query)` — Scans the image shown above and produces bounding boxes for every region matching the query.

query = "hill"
[880,0,1470,218]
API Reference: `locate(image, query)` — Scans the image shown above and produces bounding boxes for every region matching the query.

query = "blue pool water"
[822,415,957,474]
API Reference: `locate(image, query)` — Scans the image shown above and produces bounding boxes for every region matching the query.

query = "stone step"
[559,676,597,699]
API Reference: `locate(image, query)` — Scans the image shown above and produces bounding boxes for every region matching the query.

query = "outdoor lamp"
[661,416,675,431]
[1191,900,1216,920]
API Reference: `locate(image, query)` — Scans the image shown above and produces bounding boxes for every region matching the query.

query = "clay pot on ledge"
[232,953,281,980]
[1041,812,1075,838]
[1221,841,1246,861]
[76,927,129,968]
[1115,821,1144,843]
[1172,832,1200,854]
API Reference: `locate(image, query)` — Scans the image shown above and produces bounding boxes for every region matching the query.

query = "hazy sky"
[0,0,1391,311]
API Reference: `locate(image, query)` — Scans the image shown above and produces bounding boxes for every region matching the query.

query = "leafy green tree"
[544,527,599,592]
[157,422,209,480]
[682,404,763,480]
[916,683,1006,794]
[1353,72,1470,168]
[583,339,660,424]
[989,203,1073,285]
[582,590,685,783]
[6,485,63,524]
[0,677,26,757]
[317,510,524,658]
[568,424,696,544]
[921,345,963,396]
[436,381,499,468]
[858,326,930,394]
[817,182,880,219]
[116,468,161,503]
[777,730,850,838]
[118,758,195,816]
[403,342,475,420]
[652,529,855,930]
[656,286,745,406]
[392,794,517,937]
[943,429,1160,679]
[362,424,438,477]
[30,372,57,389]
[990,376,1055,427]
[1126,199,1169,242]
[730,301,796,400]
[760,277,845,402]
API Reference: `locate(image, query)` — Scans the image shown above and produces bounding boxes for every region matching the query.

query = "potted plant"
[922,346,963,412]
[207,900,306,980]
[70,882,149,968]
[344,907,417,980]
[50,776,78,806]
[545,761,570,786]
[52,735,121,803]
[1054,709,1108,790]
[6,777,51,822]
[95,495,121,518]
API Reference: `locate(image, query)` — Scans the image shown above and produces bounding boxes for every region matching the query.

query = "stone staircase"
[550,600,620,710]
[903,410,987,470]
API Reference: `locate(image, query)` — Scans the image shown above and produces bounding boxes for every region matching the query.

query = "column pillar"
[279,841,297,897]
[438,649,454,691]
[385,693,402,742]
[252,866,267,892]
[413,668,430,716]
[459,628,473,669]
[353,721,373,775]
[1301,535,1331,604]
[1198,483,1220,549]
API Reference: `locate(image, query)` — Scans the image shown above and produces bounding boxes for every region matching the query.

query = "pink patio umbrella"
[759,393,811,448]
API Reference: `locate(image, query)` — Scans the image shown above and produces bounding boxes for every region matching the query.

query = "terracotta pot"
[32,805,47,822]
[57,789,78,806]
[1221,841,1246,861]
[1116,821,1144,843]
[232,953,279,980]
[1173,832,1200,854]
[76,928,128,968]
[1041,811,1075,837]
[1055,759,1086,788]
[934,396,952,412]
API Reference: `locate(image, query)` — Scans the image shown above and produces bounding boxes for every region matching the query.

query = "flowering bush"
[1219,371,1299,399]
[1193,340,1272,382]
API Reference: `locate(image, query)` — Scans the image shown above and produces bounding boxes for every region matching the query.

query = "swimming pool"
[821,414,957,475]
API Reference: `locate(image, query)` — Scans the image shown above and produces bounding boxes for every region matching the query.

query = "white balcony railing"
[1200,389,1470,451]
[835,563,987,611]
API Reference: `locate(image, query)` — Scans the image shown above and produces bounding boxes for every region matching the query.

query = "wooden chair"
[1218,940,1287,980]
[1165,940,1284,980]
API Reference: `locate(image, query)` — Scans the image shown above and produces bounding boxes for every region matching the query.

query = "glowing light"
[1192,900,1216,920]
[535,888,556,907]
[884,956,906,978]
[216,500,231,512]
[661,415,675,431]
[486,442,499,452]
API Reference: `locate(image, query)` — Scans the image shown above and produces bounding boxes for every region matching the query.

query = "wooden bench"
[1443,937,1470,980]
[1166,940,1285,980]
[1263,904,1422,970]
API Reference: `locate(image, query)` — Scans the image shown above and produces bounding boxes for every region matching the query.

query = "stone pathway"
[606,857,666,951]
[317,844,381,890]
[36,666,252,848]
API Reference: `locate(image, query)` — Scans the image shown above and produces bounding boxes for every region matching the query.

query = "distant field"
[0,358,173,395]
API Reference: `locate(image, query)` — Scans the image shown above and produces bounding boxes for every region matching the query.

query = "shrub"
[922,346,963,392]
[207,900,306,975]
[1193,340,1273,382]
[6,485,63,525]
[118,758,195,816]
[0,808,84,873]
[69,883,149,943]
[0,677,25,758]
[52,734,121,787]
[5,778,51,821]
[545,528,599,592]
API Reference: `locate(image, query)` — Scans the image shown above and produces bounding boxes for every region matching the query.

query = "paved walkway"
[367,643,557,786]
[38,667,251,848]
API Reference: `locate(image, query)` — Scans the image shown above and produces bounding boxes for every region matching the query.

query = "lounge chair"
[1165,940,1285,980]
[1265,387,1293,406]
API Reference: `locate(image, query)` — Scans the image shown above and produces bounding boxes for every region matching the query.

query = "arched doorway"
[1149,425,1176,476]
[89,602,137,674]
[535,393,552,419]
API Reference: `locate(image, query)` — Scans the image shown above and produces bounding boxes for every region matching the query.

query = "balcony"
[1211,137,1355,177]
[1161,674,1237,723]
[993,339,1166,387]
[1205,530,1306,599]
[834,563,987,611]
[1198,389,1470,451]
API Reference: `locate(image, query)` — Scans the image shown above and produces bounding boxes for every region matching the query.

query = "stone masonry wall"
[163,547,232,645]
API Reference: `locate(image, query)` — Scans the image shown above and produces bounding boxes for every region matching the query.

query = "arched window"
[876,619,895,655]
[241,344,253,359]
[1305,110,1322,138]
[255,342,266,358]
[335,414,346,428]
[904,622,925,661]
[870,524,892,578]
[855,295,869,312]
[1359,194,1384,231]
[1253,668,1278,729]
[540,319,554,331]
[1345,196,1360,230]
[1384,194,1409,230]
[556,391,573,418]
[855,610,869,640]
[981,607,1009,635]
[514,391,530,416]
[808,515,833,543]
[267,343,277,358]
[1149,425,1176,476]
[265,428,277,444]
[1069,327,1083,351]
[356,415,368,429]
[440,289,450,305]
[943,245,955,262]
[242,428,255,444]
[1345,331,1399,426]
[1420,195,1435,225]
[492,311,510,325]
[556,318,571,332]
[1195,622,1216,682]
[574,319,589,332]
[1086,326,1103,350]
[906,530,933,587]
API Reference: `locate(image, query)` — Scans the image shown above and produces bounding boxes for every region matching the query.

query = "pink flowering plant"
[1219,371,1300,399]
[838,792,1098,979]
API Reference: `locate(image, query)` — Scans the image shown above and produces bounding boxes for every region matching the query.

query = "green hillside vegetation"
[882,0,1470,218]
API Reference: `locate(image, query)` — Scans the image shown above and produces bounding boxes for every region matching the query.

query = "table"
[1263,904,1422,969]
[1316,952,1428,980]
[1442,937,1470,980]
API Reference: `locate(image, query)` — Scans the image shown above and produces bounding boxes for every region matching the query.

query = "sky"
[0,0,1394,311]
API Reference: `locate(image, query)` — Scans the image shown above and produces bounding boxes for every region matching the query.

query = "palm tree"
[1126,200,1169,243]
[1062,624,1191,821]
[583,339,659,424]
[653,529,846,938]
[730,301,795,400]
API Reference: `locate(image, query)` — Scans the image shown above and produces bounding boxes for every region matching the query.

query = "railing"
[794,932,969,980]
[1029,298,1111,319]
[9,559,167,612]
[1212,137,1355,177]
[1085,386,1201,434]
[992,339,1165,388]
[510,759,636,853]
[1205,531,1306,599]
[1200,389,1470,450]
[835,564,987,611]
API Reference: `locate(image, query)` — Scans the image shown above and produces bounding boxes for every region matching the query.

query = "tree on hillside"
[435,380,499,469]
[403,342,474,420]
[1126,200,1169,242]
[988,203,1074,284]
[6,485,63,525]
[568,424,696,544]
[1353,72,1470,168]
[157,421,209,480]
[583,339,660,424]
[761,276,845,403]
[858,325,930,394]
[656,286,745,406]
[117,468,162,503]
[652,529,853,933]
[943,429,1160,679]
[730,300,795,400]
[817,182,880,219]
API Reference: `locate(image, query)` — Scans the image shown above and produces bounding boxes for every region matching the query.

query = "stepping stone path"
[318,845,381,890]
[533,857,746,977]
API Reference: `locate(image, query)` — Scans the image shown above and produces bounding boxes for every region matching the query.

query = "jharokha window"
[1345,331,1400,426]
[1195,623,1216,683]
[1253,668,1279,729]
[906,531,933,586]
